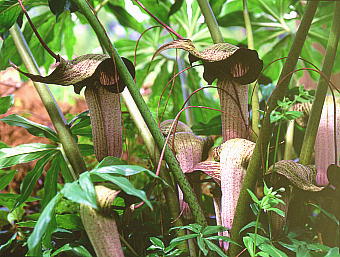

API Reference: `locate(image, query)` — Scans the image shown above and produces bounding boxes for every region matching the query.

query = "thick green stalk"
[196,0,223,44]
[229,2,319,254]
[71,0,207,226]
[300,1,340,165]
[243,0,260,138]
[9,24,86,179]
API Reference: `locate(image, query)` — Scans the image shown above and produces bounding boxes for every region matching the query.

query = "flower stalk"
[71,0,208,226]
[300,1,340,166]
[231,1,319,254]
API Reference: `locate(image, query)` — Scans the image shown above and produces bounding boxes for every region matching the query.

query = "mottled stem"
[85,86,122,160]
[80,186,124,257]
[218,80,249,141]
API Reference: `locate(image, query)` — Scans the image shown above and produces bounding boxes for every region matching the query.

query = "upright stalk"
[9,24,86,178]
[230,2,319,254]
[243,0,260,138]
[299,1,340,165]
[196,0,223,44]
[71,0,207,226]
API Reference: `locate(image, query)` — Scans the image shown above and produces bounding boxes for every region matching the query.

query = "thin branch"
[18,0,59,60]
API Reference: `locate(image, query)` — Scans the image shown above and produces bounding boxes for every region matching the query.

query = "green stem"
[253,211,261,256]
[272,121,282,172]
[71,0,207,226]
[196,0,223,43]
[243,0,260,138]
[229,2,319,255]
[9,24,86,179]
[300,1,340,165]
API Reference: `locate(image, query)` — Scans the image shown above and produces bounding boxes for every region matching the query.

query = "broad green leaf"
[106,4,144,33]
[78,144,94,156]
[47,0,78,17]
[62,173,97,209]
[0,169,16,190]
[191,115,221,136]
[57,154,74,183]
[168,0,183,17]
[197,236,208,256]
[0,0,21,34]
[204,238,228,257]
[247,189,260,204]
[296,245,312,257]
[0,143,58,169]
[201,225,227,236]
[41,156,59,209]
[92,165,153,177]
[170,233,198,244]
[14,153,54,210]
[51,243,92,257]
[63,13,76,59]
[325,248,340,257]
[259,243,288,257]
[150,237,165,249]
[171,223,202,233]
[0,95,14,114]
[56,214,83,230]
[27,193,62,255]
[0,193,37,209]
[205,236,240,246]
[243,236,255,256]
[92,172,151,208]
[95,156,127,168]
[0,114,59,142]
[133,0,170,23]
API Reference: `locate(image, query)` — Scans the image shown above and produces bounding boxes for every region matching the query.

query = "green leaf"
[56,214,83,230]
[63,13,76,59]
[168,0,183,17]
[0,193,37,209]
[150,237,165,249]
[284,111,303,121]
[0,114,59,141]
[204,238,228,257]
[62,173,97,209]
[201,225,227,236]
[296,245,312,257]
[0,143,58,169]
[95,156,127,168]
[41,156,60,208]
[0,0,21,34]
[78,144,94,156]
[191,115,221,135]
[325,248,340,257]
[106,4,144,33]
[0,95,14,114]
[205,235,240,246]
[48,0,77,17]
[92,164,153,177]
[170,233,198,244]
[243,236,255,256]
[51,243,92,257]
[259,243,288,257]
[197,236,208,256]
[14,153,53,210]
[0,169,16,190]
[247,189,260,204]
[27,193,62,255]
[171,223,202,233]
[92,172,152,209]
